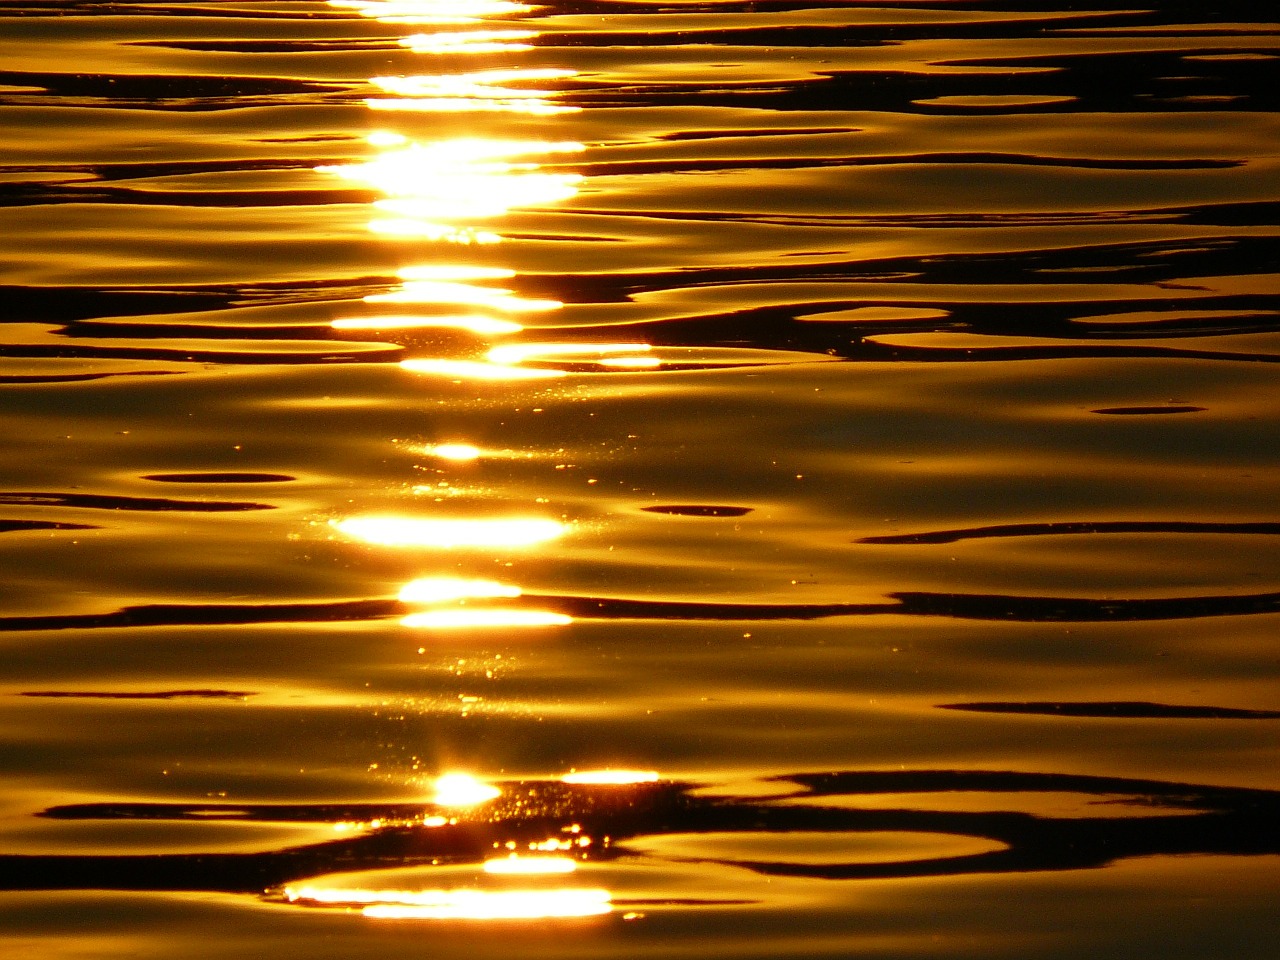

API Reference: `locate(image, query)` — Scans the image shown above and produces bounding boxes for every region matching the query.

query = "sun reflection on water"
[398,577,522,603]
[285,885,611,920]
[424,443,483,461]
[486,342,652,365]
[331,314,523,335]
[402,29,537,54]
[398,577,569,629]
[372,269,564,313]
[323,0,583,346]
[399,358,566,380]
[319,137,584,245]
[328,0,540,24]
[368,69,580,116]
[431,773,502,806]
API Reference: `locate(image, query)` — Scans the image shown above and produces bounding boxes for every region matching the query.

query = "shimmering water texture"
[1,1,1279,958]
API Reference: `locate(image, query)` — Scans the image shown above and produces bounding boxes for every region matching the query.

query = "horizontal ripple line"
[7,768,1280,893]
[4,591,1280,633]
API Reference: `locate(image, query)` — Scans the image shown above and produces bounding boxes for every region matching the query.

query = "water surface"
[2,1,1279,956]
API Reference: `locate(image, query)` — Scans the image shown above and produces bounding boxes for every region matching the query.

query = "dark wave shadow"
[940,701,1280,720]
[641,505,753,517]
[5,768,1279,893]
[0,519,97,533]
[858,520,1280,545]
[141,473,295,484]
[4,588,1280,633]
[20,689,255,701]
[0,492,274,512]
[0,70,352,112]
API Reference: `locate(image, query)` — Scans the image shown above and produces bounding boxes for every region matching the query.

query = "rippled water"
[2,1,1279,956]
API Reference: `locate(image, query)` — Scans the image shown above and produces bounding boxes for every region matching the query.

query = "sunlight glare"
[368,280,562,313]
[285,884,609,919]
[320,138,583,244]
[367,68,580,116]
[402,30,537,54]
[399,359,566,380]
[398,577,521,603]
[431,773,501,806]
[424,443,484,461]
[328,0,538,24]
[332,315,523,335]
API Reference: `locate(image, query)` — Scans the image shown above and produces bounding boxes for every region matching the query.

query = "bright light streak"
[367,69,580,117]
[319,138,584,244]
[402,609,571,628]
[400,359,566,381]
[333,515,566,548]
[370,221,501,244]
[368,131,409,147]
[401,30,537,53]
[398,577,521,603]
[332,315,523,335]
[286,884,610,919]
[368,280,562,313]
[483,856,577,875]
[328,0,538,24]
[424,443,484,461]
[366,98,578,117]
[374,69,576,97]
[562,770,660,785]
[432,773,501,806]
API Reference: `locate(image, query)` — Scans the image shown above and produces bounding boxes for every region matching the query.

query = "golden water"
[2,1,1279,956]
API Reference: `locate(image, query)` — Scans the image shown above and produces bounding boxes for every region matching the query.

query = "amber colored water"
[2,1,1279,955]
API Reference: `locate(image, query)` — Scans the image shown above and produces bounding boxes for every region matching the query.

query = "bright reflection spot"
[432,773,501,806]
[374,195,576,231]
[333,516,565,548]
[320,138,582,245]
[402,29,537,53]
[371,220,501,244]
[400,358,565,380]
[286,885,611,920]
[531,837,573,852]
[368,130,409,147]
[562,770,660,785]
[402,609,571,628]
[484,856,576,875]
[399,577,521,603]
[487,343,651,364]
[369,280,562,313]
[368,69,580,116]
[328,0,538,24]
[332,315,523,335]
[374,68,575,95]
[425,443,483,461]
